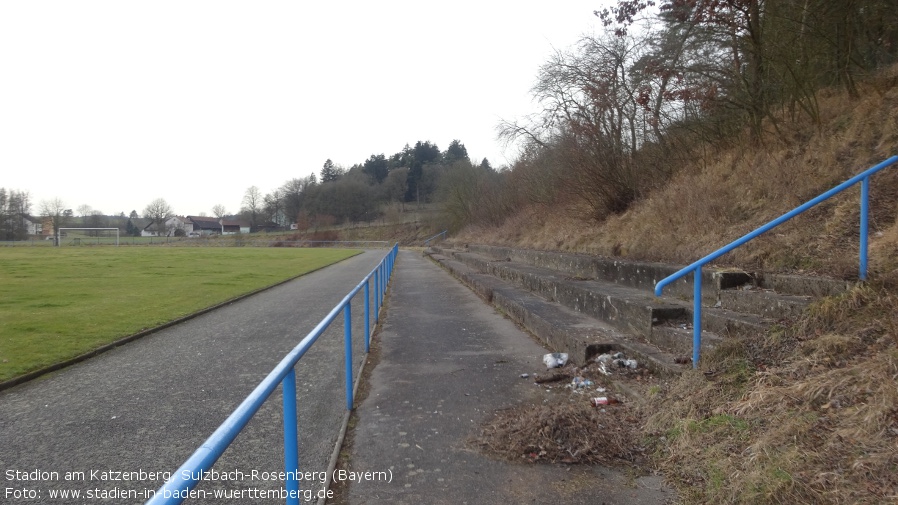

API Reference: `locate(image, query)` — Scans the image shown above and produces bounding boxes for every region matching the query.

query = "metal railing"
[146,244,399,504]
[655,156,898,367]
[423,230,447,246]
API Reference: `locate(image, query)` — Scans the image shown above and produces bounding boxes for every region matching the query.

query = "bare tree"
[75,204,94,233]
[143,198,173,237]
[263,189,284,227]
[40,197,67,243]
[211,204,227,219]
[241,186,262,231]
[499,32,660,218]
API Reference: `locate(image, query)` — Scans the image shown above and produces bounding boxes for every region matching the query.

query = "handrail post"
[344,303,353,411]
[860,176,870,280]
[364,280,371,353]
[374,269,380,323]
[282,368,300,505]
[692,266,702,368]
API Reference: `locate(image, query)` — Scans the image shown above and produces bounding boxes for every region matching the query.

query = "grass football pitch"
[0,246,361,383]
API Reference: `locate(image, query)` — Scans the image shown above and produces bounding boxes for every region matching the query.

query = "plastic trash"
[570,377,594,389]
[594,353,613,364]
[624,359,638,369]
[542,353,568,369]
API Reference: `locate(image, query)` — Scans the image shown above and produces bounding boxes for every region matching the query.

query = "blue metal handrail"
[655,156,898,368]
[146,244,399,504]
[423,230,448,246]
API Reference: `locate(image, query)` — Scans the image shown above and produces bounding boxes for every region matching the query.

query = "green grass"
[0,247,360,382]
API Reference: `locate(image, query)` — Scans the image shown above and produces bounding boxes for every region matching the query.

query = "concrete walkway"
[0,250,385,504]
[346,250,675,504]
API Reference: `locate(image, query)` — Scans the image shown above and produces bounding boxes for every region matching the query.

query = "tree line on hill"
[0,139,493,240]
[234,139,492,231]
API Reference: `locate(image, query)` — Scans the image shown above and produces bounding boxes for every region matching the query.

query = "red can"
[591,397,609,406]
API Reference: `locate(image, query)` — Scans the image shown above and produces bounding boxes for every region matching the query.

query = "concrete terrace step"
[440,243,850,327]
[652,324,725,357]
[446,250,689,340]
[450,243,752,302]
[427,253,687,377]
[718,288,812,321]
[754,272,855,298]
[445,243,852,304]
[443,248,768,345]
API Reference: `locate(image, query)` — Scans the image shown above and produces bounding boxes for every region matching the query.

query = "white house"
[139,216,192,237]
[165,216,193,236]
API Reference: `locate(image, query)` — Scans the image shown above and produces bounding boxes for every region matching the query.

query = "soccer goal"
[57,228,120,246]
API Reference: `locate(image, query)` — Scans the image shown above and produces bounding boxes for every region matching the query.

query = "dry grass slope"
[644,278,898,504]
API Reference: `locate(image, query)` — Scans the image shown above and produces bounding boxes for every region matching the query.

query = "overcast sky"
[1,1,610,217]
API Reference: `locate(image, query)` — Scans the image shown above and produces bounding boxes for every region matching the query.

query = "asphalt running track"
[0,249,386,504]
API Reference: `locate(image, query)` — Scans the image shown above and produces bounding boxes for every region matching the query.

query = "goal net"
[57,228,120,246]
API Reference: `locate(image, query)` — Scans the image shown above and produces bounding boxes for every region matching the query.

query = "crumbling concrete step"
[448,250,688,340]
[650,324,725,358]
[451,243,752,301]
[427,252,686,377]
[754,272,854,298]
[718,288,812,321]
[701,306,770,338]
[633,308,764,356]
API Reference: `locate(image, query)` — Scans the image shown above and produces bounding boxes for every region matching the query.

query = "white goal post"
[57,228,120,246]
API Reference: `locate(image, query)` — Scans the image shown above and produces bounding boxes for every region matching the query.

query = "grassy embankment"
[0,247,359,382]
[456,73,898,503]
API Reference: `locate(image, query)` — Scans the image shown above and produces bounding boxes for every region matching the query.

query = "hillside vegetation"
[459,74,898,278]
[447,2,898,503]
